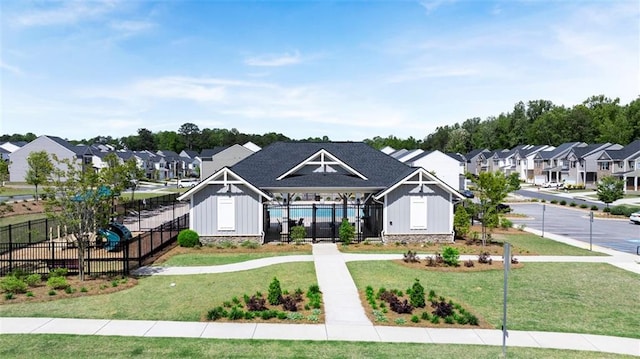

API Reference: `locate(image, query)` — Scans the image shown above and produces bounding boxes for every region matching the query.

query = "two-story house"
[597,139,640,192]
[563,143,622,187]
[533,142,584,184]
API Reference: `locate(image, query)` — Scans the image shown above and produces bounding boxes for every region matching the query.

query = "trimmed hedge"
[177,229,200,247]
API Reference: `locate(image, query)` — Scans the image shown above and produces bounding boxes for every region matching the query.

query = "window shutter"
[410,196,427,229]
[217,196,235,231]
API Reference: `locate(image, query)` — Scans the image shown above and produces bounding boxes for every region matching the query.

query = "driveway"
[509,203,640,255]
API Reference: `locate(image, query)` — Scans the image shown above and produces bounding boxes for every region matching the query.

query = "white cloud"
[387,65,478,83]
[109,20,154,33]
[244,50,303,67]
[0,60,23,76]
[12,0,121,27]
[419,0,456,14]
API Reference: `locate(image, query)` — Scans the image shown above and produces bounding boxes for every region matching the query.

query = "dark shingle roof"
[231,142,414,189]
[464,148,489,161]
[602,139,640,160]
[445,152,465,162]
[200,146,230,158]
[537,142,582,159]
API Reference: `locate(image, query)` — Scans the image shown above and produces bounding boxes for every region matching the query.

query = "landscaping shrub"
[290,226,306,241]
[464,259,474,267]
[603,207,611,213]
[24,274,41,287]
[228,306,245,320]
[559,200,567,206]
[409,279,425,308]
[610,205,640,217]
[431,300,453,318]
[268,277,282,305]
[403,250,420,263]
[49,268,68,278]
[240,240,259,249]
[550,200,558,204]
[591,205,599,211]
[580,204,588,209]
[441,247,459,267]
[0,275,27,294]
[453,205,470,238]
[500,217,512,229]
[569,202,576,207]
[47,276,69,290]
[478,252,492,264]
[177,229,200,247]
[339,218,355,245]
[245,295,268,311]
[281,295,299,312]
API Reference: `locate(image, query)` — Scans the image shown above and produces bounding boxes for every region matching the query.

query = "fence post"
[86,241,91,276]
[28,220,32,244]
[8,224,12,273]
[138,231,143,268]
[123,237,129,276]
[312,203,316,242]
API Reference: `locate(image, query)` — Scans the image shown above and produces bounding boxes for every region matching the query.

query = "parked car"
[177,178,198,188]
[630,212,640,225]
[461,190,474,199]
[542,181,560,188]
[497,203,511,213]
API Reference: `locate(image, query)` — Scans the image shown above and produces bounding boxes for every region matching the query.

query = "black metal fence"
[263,203,383,243]
[0,214,189,277]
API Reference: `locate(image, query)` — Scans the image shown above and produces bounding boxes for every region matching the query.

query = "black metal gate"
[264,203,383,243]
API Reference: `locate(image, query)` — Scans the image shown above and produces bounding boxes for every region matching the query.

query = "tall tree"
[178,123,201,151]
[467,171,512,245]
[25,151,53,201]
[596,175,624,209]
[138,128,157,151]
[44,156,113,281]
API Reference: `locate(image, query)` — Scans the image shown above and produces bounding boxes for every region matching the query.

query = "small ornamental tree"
[453,205,470,239]
[410,279,425,308]
[339,218,355,245]
[596,176,624,209]
[268,277,282,305]
[25,151,53,201]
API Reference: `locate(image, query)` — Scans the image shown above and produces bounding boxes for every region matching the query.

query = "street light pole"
[541,204,546,238]
[589,211,593,251]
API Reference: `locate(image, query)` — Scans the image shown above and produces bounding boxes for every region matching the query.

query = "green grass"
[0,262,317,321]
[492,233,607,256]
[0,187,36,197]
[348,261,640,339]
[158,252,312,266]
[0,213,48,227]
[0,335,635,359]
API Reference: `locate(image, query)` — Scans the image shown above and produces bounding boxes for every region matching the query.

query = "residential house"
[405,150,465,190]
[464,149,490,176]
[9,135,96,182]
[179,150,201,178]
[596,139,640,192]
[178,142,464,244]
[199,144,255,180]
[563,143,622,187]
[532,142,584,184]
[513,145,551,183]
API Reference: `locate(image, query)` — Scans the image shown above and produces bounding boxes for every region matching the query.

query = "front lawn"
[154,243,312,266]
[0,262,317,322]
[348,261,640,338]
[0,335,634,359]
[340,232,606,256]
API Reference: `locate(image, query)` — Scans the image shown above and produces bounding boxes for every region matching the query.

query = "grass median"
[0,262,317,322]
[348,261,640,338]
[1,335,635,359]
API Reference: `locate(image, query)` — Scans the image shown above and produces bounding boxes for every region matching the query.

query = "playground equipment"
[98,222,133,252]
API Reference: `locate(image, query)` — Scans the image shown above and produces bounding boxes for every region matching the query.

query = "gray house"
[178,142,464,245]
[199,144,255,180]
[9,135,95,182]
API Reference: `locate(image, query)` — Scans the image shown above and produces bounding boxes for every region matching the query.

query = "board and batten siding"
[9,137,77,182]
[190,183,262,236]
[384,184,451,234]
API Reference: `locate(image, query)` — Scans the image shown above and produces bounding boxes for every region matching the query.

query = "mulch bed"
[1,275,138,305]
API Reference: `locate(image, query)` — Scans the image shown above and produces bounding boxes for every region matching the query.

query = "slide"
[98,229,121,252]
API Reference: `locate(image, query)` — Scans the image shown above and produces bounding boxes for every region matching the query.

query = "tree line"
[2,94,638,154]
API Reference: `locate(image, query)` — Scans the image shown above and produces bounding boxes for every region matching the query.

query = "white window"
[410,196,428,230]
[217,196,235,231]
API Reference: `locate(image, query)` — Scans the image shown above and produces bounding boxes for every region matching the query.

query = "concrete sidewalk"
[1,317,638,356]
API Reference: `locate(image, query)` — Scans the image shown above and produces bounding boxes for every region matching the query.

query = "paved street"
[510,203,640,255]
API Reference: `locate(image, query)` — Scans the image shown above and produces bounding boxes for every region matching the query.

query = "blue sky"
[1,0,638,142]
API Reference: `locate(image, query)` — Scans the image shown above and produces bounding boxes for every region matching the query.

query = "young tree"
[596,176,624,209]
[453,204,470,239]
[0,160,9,188]
[467,171,511,245]
[25,151,53,201]
[44,156,113,281]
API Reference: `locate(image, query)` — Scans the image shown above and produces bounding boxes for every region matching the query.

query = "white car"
[630,212,640,225]
[177,178,198,188]
[542,181,559,188]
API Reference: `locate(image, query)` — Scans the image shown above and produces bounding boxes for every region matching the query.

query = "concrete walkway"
[1,317,638,356]
[4,241,640,356]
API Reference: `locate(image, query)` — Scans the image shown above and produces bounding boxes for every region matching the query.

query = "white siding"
[385,184,452,234]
